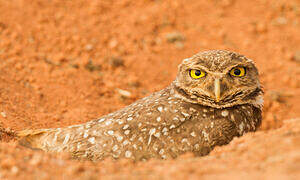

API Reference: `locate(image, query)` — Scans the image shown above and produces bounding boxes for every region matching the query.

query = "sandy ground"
[0,0,299,179]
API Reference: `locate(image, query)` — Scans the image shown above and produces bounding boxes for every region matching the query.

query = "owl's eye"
[230,67,246,77]
[190,69,206,79]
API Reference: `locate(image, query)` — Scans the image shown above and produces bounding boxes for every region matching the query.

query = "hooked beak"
[214,78,221,102]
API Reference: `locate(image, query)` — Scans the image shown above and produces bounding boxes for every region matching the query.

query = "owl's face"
[174,50,263,108]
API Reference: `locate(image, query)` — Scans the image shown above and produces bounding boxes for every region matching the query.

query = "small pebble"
[108,56,124,68]
[0,112,6,118]
[117,89,132,98]
[273,17,287,25]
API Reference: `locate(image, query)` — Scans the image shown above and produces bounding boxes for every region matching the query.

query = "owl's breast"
[156,102,262,157]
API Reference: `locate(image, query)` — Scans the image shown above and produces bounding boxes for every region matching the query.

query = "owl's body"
[18,50,263,161]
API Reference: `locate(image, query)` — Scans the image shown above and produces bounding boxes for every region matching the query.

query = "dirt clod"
[292,51,300,63]
[107,56,125,68]
[84,60,102,72]
[165,32,185,43]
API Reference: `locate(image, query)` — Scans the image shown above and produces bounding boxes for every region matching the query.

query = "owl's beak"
[214,78,221,102]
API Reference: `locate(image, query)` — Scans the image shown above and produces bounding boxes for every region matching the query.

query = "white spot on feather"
[156,117,161,122]
[181,112,190,117]
[202,130,209,141]
[63,134,70,145]
[52,131,59,144]
[239,122,245,135]
[123,140,130,145]
[112,145,118,151]
[190,132,196,137]
[88,137,95,144]
[194,144,200,150]
[189,107,196,112]
[107,130,114,135]
[181,138,188,143]
[210,122,214,128]
[138,137,143,142]
[117,136,123,142]
[125,151,132,158]
[124,130,130,135]
[83,133,89,138]
[170,124,176,129]
[148,128,156,145]
[157,106,163,112]
[154,132,161,138]
[98,118,105,123]
[105,120,112,126]
[159,149,165,155]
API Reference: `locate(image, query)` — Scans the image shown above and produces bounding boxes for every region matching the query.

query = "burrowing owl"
[18,50,263,161]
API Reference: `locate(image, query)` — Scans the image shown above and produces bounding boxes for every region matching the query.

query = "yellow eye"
[230,67,246,77]
[190,69,206,79]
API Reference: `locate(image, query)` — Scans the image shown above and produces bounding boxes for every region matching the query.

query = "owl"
[18,50,263,161]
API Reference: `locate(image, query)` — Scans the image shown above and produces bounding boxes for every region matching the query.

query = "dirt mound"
[0,0,299,179]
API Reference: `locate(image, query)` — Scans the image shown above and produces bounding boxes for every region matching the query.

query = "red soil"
[0,0,299,179]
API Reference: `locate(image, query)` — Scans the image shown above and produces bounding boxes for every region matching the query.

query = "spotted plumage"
[18,50,263,161]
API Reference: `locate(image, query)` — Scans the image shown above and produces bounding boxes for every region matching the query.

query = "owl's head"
[174,50,263,109]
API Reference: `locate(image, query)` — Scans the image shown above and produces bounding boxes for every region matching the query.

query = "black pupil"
[234,68,241,75]
[195,70,201,76]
